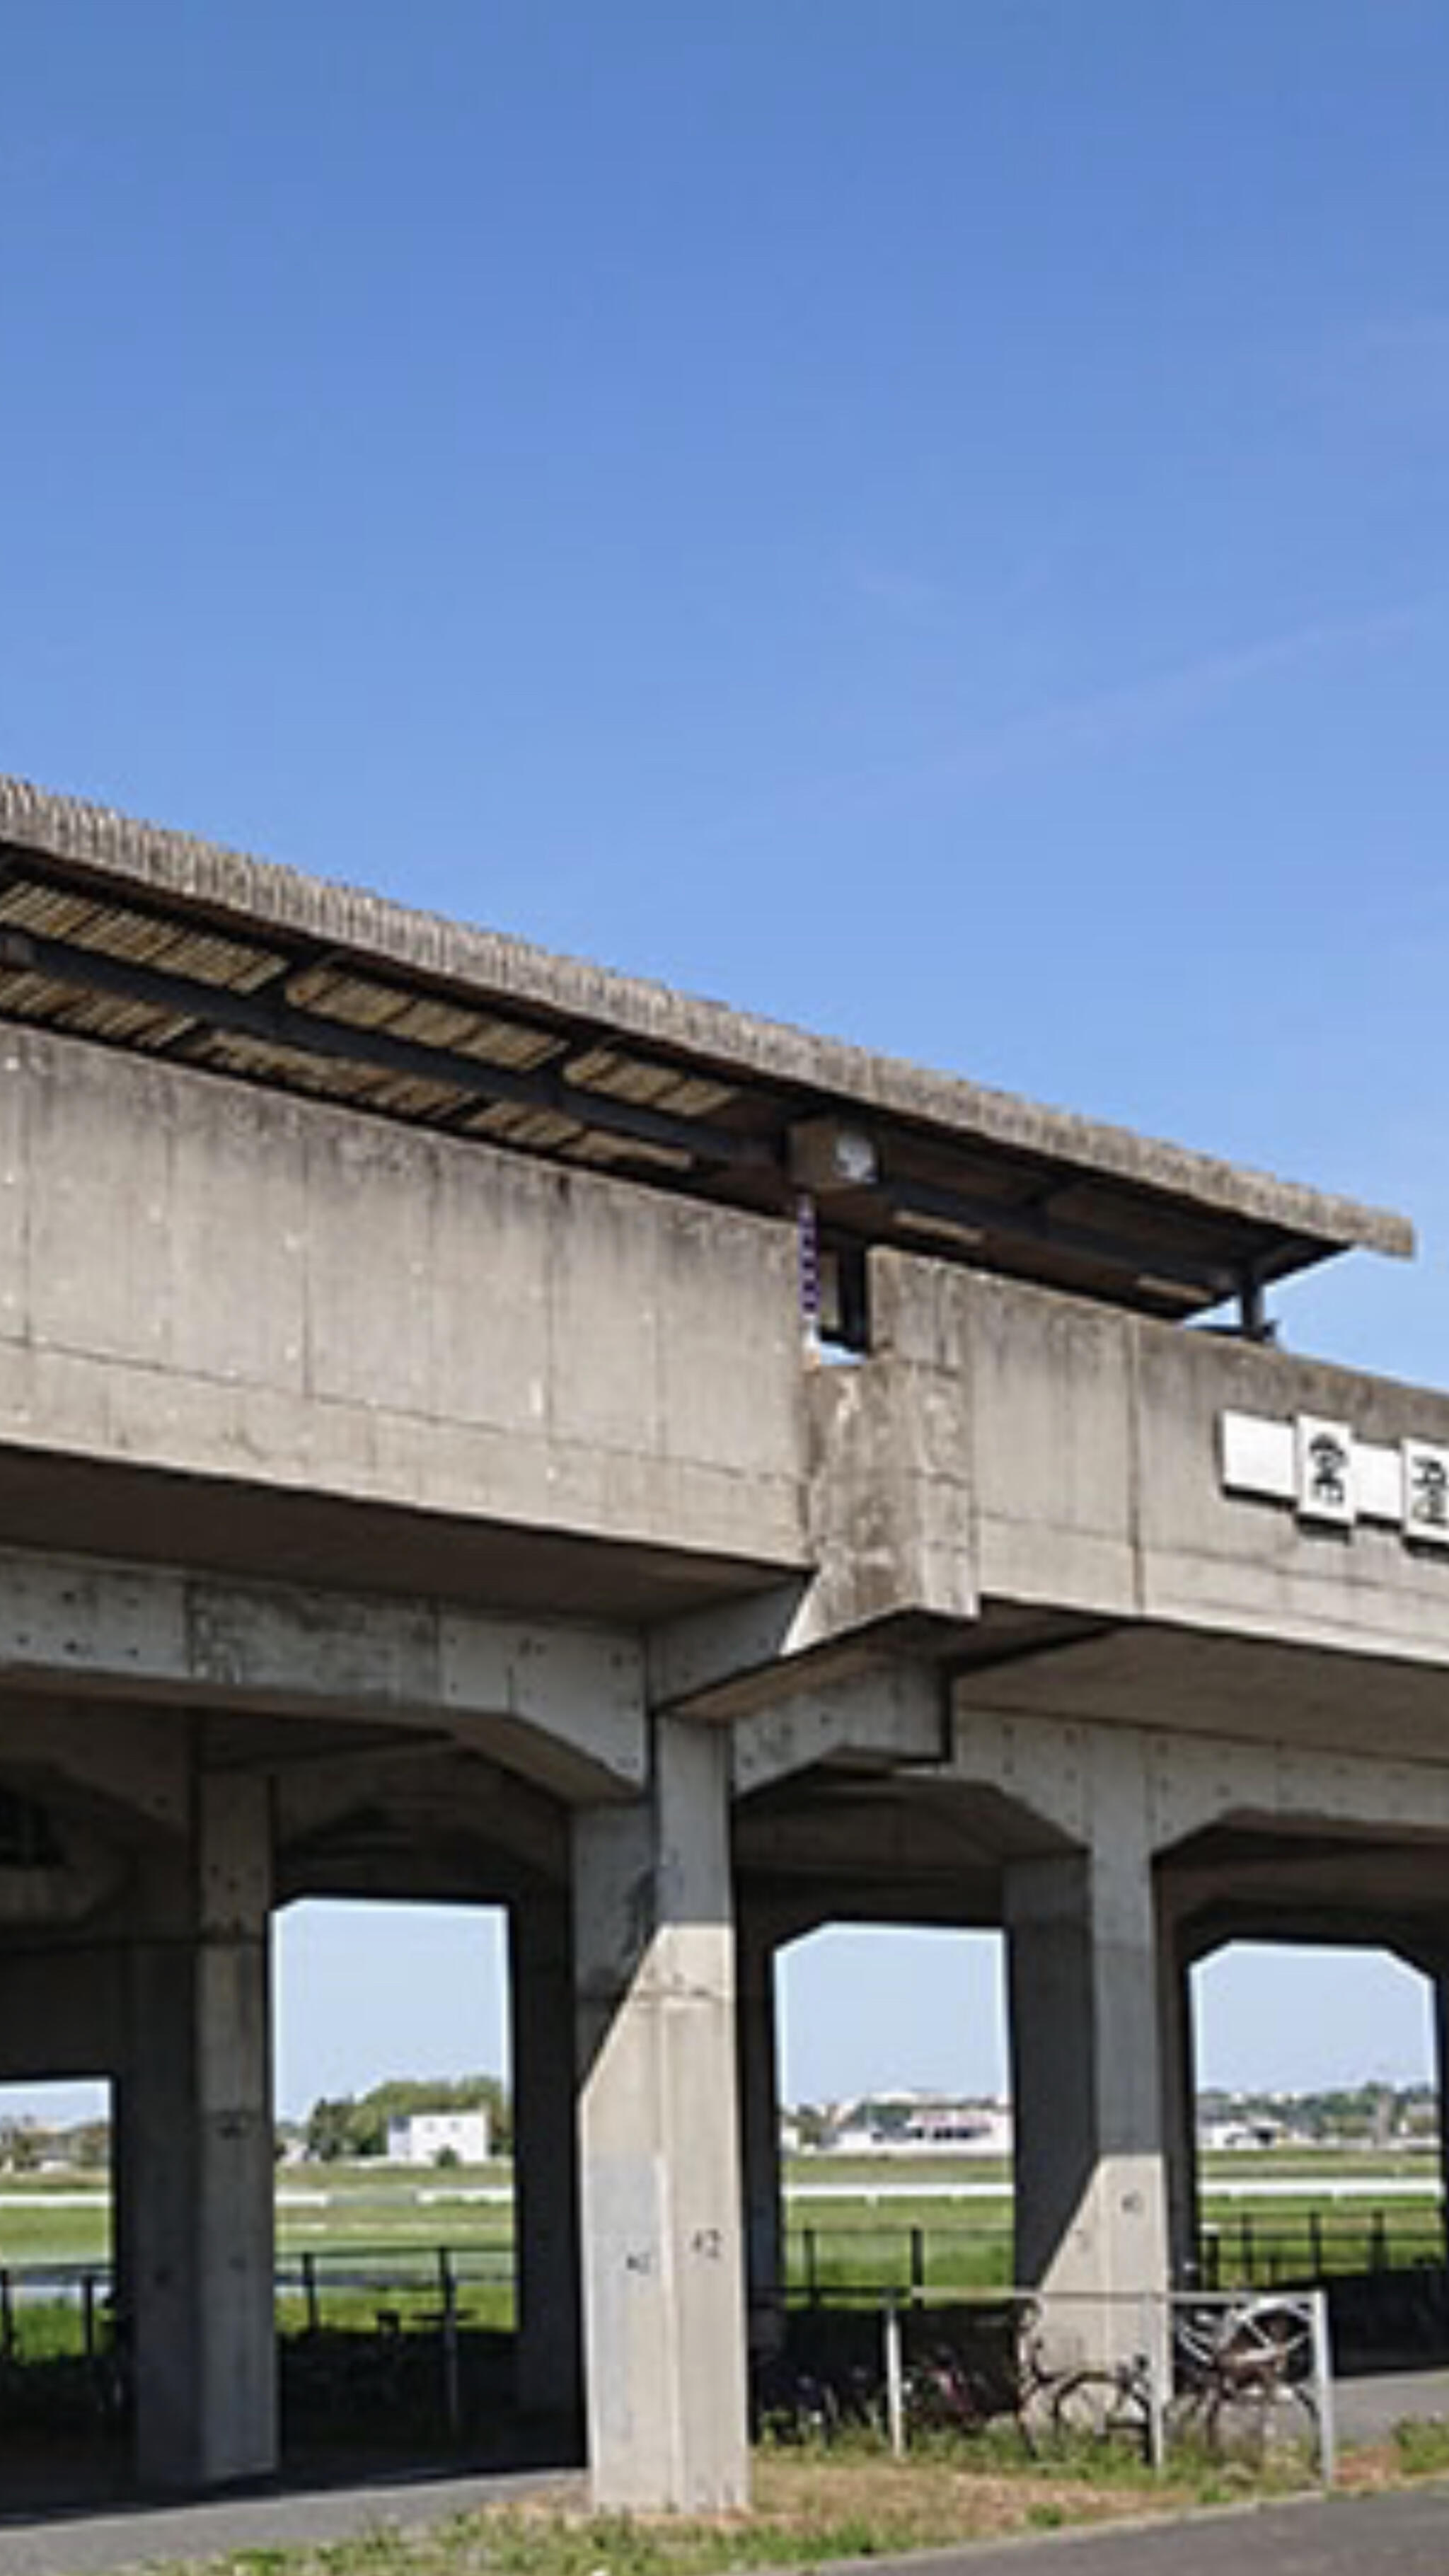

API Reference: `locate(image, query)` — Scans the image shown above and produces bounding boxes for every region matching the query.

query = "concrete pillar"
[1430,1963,1449,2263]
[573,1716,749,2512]
[120,1773,276,2489]
[1005,1820,1168,2367]
[509,1889,582,2420]
[737,1909,783,2353]
[1158,1926,1201,2287]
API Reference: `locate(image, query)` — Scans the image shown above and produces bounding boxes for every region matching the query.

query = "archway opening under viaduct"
[1184,1940,1444,2363]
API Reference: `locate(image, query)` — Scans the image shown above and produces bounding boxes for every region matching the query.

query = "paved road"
[0,2465,581,2576]
[1,2477,1448,2576]
[828,2485,1449,2575]
[1337,2367,1449,2443]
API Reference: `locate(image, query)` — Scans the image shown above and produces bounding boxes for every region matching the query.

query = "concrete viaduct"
[0,776,1443,2507]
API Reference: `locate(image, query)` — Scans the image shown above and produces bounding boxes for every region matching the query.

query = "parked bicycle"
[1028,2343,1155,2461]
[1169,2295,1318,2461]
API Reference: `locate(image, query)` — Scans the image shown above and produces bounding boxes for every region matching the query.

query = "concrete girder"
[0,1938,124,2076]
[0,1699,190,1837]
[735,1789,1017,1910]
[741,1874,995,1935]
[953,1618,1449,1767]
[735,1881,840,1949]
[729,1659,948,1798]
[1395,1931,1449,1982]
[650,1582,814,1716]
[0,1819,123,1927]
[1179,1903,1449,1968]
[1143,1735,1449,1855]
[0,1546,645,1798]
[947,1697,1449,1857]
[276,1743,565,1873]
[1165,1841,1449,1927]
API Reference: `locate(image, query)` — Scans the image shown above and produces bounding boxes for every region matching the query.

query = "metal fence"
[786,2205,1448,2302]
[757,2282,1336,2485]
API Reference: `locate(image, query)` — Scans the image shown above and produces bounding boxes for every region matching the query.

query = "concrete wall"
[866,1249,1449,1670]
[0,1029,807,1572]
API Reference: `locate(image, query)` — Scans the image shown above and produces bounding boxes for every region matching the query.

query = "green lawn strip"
[1392,2418,1449,2477]
[144,2439,1318,2576]
[0,2153,1437,2289]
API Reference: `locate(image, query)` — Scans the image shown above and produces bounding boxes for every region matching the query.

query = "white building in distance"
[385,2108,490,2166]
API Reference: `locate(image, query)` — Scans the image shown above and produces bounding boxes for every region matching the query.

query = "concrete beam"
[1,1022,806,1580]
[731,1661,948,1798]
[0,1701,188,1835]
[948,1697,1449,1856]
[275,1743,567,1889]
[0,1941,123,2075]
[0,1547,646,1797]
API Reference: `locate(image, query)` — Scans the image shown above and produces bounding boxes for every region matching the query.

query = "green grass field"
[0,2148,1436,2284]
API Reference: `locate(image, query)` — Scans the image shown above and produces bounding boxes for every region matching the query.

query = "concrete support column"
[509,1888,582,2419]
[120,1773,275,2490]
[1158,1925,1201,2287]
[573,1716,749,2512]
[1429,1963,1449,2263]
[737,1909,783,2352]
[1006,1819,1167,2365]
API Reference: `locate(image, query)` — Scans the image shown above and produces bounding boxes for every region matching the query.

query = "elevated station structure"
[0,777,1441,2503]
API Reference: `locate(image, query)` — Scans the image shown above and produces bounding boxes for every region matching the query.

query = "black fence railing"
[785,2206,1449,2304]
[1196,2205,1449,2289]
[0,2206,1444,2368]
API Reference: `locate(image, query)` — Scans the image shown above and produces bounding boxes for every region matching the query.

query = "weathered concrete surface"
[802,1348,976,1639]
[509,1892,582,2417]
[573,1719,749,2512]
[870,1249,1449,1684]
[0,1028,806,1584]
[1005,1733,1168,2362]
[0,1546,647,1796]
[119,1772,275,2489]
[3,779,1449,2519]
[0,1943,123,2074]
[736,1910,784,2340]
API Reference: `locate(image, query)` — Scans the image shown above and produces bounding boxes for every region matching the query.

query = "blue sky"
[2,1,1448,2113]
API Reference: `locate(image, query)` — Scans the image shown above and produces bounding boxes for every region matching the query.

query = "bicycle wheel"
[1015,2376,1056,2458]
[1163,2380,1217,2458]
[1208,2374,1317,2467]
[1050,2368,1151,2461]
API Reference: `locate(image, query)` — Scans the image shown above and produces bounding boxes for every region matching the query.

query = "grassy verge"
[152,2435,1332,2576]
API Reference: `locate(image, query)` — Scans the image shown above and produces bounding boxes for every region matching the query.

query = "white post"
[883,2297,906,2458]
[1310,2288,1337,2488]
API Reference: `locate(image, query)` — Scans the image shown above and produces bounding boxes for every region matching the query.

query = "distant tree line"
[302,2073,511,2162]
[1196,2081,1436,2142]
[0,2116,110,2173]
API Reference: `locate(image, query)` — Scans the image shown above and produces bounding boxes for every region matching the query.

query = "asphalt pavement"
[0,2464,581,2576]
[3,2473,1449,2576]
[826,2485,1449,2576]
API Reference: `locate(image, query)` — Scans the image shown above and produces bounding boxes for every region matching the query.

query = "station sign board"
[1220,1411,1449,1549]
